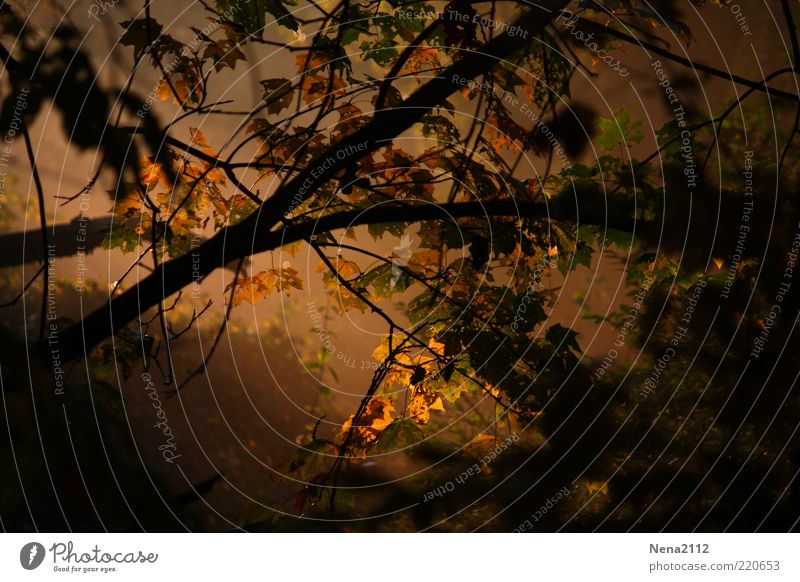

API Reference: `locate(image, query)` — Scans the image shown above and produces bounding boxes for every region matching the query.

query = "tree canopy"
[0,0,799,532]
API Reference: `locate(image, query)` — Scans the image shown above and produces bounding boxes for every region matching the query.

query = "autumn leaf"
[484,111,528,151]
[428,338,446,357]
[200,33,246,71]
[227,267,303,305]
[407,384,445,425]
[340,397,395,446]
[584,480,609,496]
[407,248,441,277]
[138,157,172,192]
[398,46,441,76]
[260,78,294,115]
[155,67,203,105]
[318,257,368,313]
[301,74,347,106]
[228,271,276,306]
[276,265,304,293]
[295,52,330,72]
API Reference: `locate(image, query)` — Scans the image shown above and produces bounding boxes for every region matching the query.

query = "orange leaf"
[340,397,395,445]
[227,271,276,306]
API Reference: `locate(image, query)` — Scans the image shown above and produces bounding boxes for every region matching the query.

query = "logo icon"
[390,235,415,289]
[20,542,45,570]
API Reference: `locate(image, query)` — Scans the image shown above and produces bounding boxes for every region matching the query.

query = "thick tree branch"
[0,217,111,267]
[54,194,636,361]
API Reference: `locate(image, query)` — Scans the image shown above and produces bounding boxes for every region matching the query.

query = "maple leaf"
[118,17,181,59]
[301,74,347,106]
[295,52,330,72]
[407,385,445,425]
[428,338,446,357]
[398,46,440,76]
[408,248,442,277]
[260,78,294,115]
[227,267,303,305]
[318,257,368,313]
[155,68,203,105]
[264,0,299,31]
[276,265,304,294]
[112,188,145,221]
[484,111,528,151]
[188,127,211,149]
[340,397,395,445]
[139,157,168,191]
[201,36,246,71]
[595,107,644,151]
[228,271,276,306]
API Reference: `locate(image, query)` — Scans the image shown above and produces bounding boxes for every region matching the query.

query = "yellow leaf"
[282,241,303,257]
[407,392,431,425]
[276,266,304,294]
[189,127,211,149]
[398,46,440,76]
[372,340,390,363]
[408,248,441,275]
[339,397,395,445]
[227,271,276,306]
[155,78,172,102]
[428,338,446,356]
[584,480,609,496]
[139,158,163,190]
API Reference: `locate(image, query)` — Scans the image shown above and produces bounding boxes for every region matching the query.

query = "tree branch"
[54,192,637,361]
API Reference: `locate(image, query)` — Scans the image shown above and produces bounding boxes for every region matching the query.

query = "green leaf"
[374,420,424,452]
[359,263,411,298]
[217,0,265,35]
[359,39,398,66]
[102,226,140,254]
[217,0,298,35]
[595,107,644,151]
[289,440,333,479]
[264,0,299,31]
[421,114,461,143]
